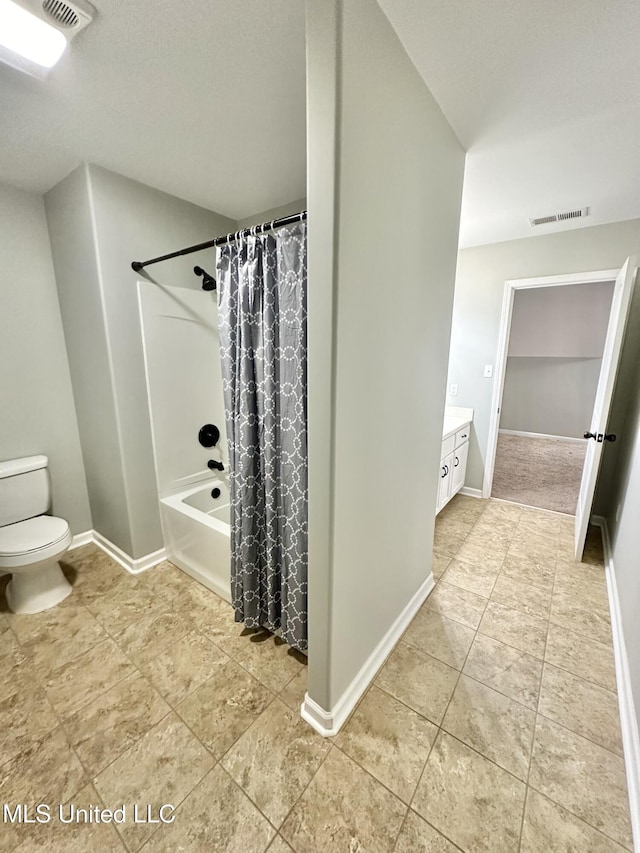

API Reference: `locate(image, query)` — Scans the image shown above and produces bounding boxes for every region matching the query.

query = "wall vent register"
[529,207,589,227]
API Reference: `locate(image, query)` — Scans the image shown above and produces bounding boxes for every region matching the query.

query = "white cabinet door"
[452,441,468,495]
[437,454,453,512]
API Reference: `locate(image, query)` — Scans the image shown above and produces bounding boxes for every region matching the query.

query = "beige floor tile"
[7,596,97,645]
[13,783,125,852]
[508,536,558,563]
[72,557,134,606]
[176,658,273,757]
[217,629,304,693]
[375,642,459,725]
[43,637,136,718]
[279,666,307,712]
[549,591,612,645]
[0,684,58,766]
[538,663,623,755]
[413,731,526,853]
[521,788,627,852]
[479,601,547,658]
[114,610,191,668]
[442,675,535,780]
[529,716,632,849]
[500,551,555,591]
[136,560,198,603]
[94,712,214,851]
[483,500,524,522]
[454,541,506,573]
[16,603,108,677]
[222,698,331,826]
[139,630,229,706]
[0,652,34,703]
[403,609,475,670]
[280,747,406,853]
[434,516,474,540]
[432,549,452,578]
[141,765,275,853]
[425,581,487,629]
[85,581,168,635]
[464,525,514,552]
[267,836,295,853]
[395,810,460,852]
[490,573,552,619]
[336,685,437,803]
[433,529,467,559]
[463,633,543,709]
[545,623,617,693]
[441,558,499,598]
[64,671,171,776]
[553,569,609,611]
[0,726,86,811]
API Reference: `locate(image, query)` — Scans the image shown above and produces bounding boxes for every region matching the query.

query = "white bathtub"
[159,478,231,602]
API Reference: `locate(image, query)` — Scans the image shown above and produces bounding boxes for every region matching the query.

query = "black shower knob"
[198,424,220,447]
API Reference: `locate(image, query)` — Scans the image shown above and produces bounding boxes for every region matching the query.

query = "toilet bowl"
[0,516,72,614]
[0,455,73,614]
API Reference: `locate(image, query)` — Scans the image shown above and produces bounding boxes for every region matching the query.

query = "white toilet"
[0,455,73,614]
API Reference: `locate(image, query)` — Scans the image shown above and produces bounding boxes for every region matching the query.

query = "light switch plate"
[449,383,458,396]
[483,364,493,378]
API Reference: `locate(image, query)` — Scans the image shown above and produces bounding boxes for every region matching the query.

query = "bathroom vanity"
[437,407,473,514]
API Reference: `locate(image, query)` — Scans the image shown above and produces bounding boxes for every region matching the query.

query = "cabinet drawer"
[455,425,470,448]
[441,435,455,459]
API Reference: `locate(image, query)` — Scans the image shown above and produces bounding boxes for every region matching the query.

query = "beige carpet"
[491,433,587,515]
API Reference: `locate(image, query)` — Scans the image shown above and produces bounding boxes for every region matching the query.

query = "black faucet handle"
[208,459,224,471]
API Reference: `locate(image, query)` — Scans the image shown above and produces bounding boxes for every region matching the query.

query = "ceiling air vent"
[42,0,80,28]
[529,207,590,227]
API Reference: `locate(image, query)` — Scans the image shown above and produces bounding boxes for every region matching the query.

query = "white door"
[575,258,637,559]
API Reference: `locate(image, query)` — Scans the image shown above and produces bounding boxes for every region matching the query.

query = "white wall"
[236,198,307,229]
[306,0,465,715]
[447,219,640,491]
[46,164,235,558]
[0,183,91,533]
[501,282,614,437]
[138,283,227,495]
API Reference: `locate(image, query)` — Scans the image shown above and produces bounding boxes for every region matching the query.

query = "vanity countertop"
[442,416,471,441]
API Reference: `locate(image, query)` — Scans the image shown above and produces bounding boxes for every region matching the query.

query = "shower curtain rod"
[131,209,307,272]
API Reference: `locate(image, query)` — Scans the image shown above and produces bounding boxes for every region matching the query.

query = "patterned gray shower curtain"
[216,224,308,652]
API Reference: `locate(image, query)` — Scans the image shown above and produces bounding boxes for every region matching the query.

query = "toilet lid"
[0,516,70,556]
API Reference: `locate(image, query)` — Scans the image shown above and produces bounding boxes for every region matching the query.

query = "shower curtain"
[216,223,308,652]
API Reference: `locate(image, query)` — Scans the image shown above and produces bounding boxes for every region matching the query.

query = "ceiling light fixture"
[0,0,67,68]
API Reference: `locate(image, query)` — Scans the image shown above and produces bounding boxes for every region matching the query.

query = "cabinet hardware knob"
[454,457,459,467]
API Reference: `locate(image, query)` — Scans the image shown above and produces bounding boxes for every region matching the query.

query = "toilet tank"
[0,456,51,527]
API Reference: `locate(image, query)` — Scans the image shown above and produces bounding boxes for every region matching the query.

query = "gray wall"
[236,198,306,229]
[501,357,603,436]
[0,183,92,534]
[306,0,465,711]
[447,218,640,491]
[501,281,614,437]
[46,165,235,557]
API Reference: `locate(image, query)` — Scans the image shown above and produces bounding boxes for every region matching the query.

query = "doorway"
[483,269,619,515]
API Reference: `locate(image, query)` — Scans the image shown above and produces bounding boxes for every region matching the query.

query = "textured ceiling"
[1,0,639,243]
[379,0,640,246]
[0,0,307,219]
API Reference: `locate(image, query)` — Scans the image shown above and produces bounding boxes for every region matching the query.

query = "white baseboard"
[68,529,166,575]
[459,486,483,499]
[499,429,587,444]
[69,530,93,549]
[301,573,435,737]
[593,517,640,852]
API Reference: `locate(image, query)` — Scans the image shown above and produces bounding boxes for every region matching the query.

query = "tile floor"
[0,495,632,852]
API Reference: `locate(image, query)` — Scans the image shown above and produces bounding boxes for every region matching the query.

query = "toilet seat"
[0,516,72,570]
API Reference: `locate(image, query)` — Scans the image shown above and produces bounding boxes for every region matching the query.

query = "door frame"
[482,267,620,499]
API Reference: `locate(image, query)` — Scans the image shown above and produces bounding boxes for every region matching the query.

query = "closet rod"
[131,209,307,272]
